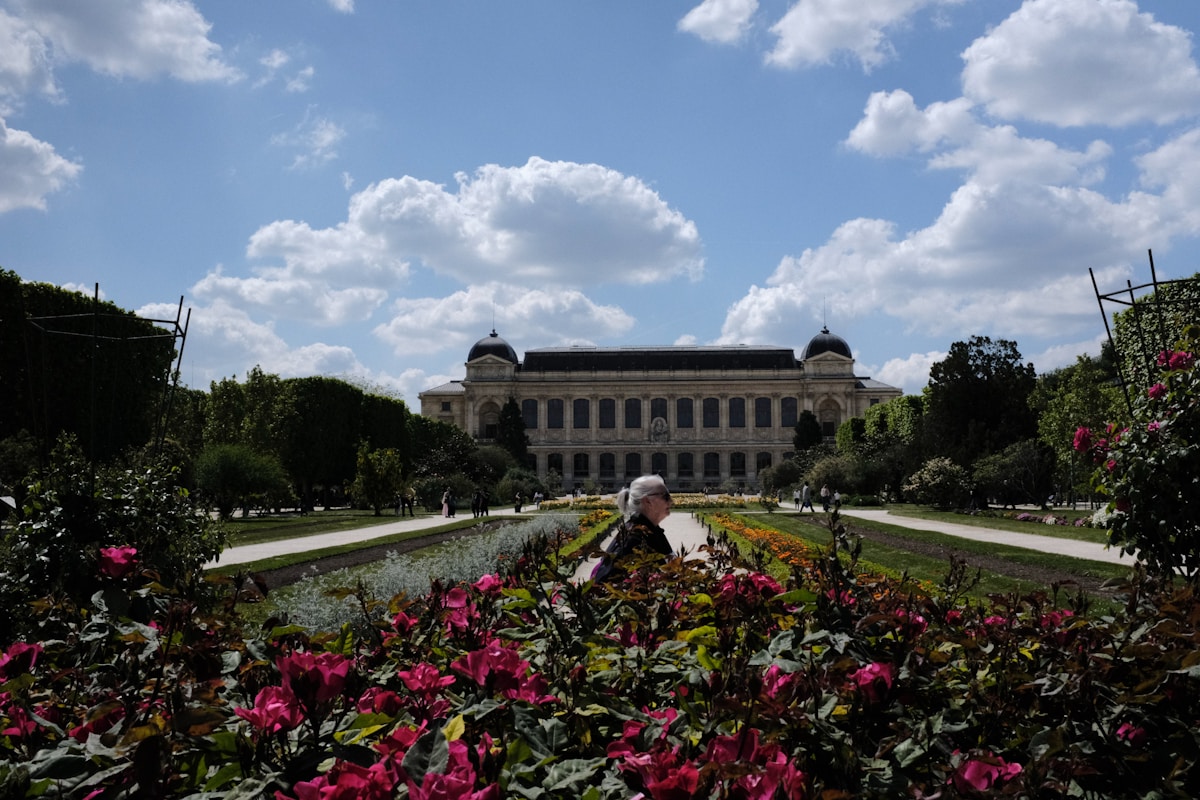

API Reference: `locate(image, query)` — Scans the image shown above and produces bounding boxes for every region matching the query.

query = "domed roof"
[468,330,518,364]
[802,326,852,360]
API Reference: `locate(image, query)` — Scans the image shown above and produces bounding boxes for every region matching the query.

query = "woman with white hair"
[593,474,674,581]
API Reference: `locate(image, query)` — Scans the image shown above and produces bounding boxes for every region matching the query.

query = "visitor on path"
[833,489,842,510]
[401,486,415,517]
[800,482,814,512]
[592,474,675,582]
[514,493,523,513]
[793,487,801,510]
[820,484,830,512]
[441,487,450,517]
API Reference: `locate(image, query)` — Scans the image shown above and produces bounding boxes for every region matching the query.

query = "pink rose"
[1147,382,1167,400]
[98,546,139,579]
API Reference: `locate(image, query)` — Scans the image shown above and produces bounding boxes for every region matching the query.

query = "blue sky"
[4,0,1200,406]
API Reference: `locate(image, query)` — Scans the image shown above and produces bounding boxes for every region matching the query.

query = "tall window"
[547,399,564,429]
[573,398,590,429]
[702,397,720,428]
[573,452,590,476]
[625,452,642,477]
[599,452,616,478]
[651,397,668,422]
[729,397,745,428]
[676,397,694,428]
[730,452,746,477]
[599,398,616,428]
[677,452,694,477]
[756,451,773,473]
[651,452,667,475]
[755,397,772,427]
[780,397,798,428]
[521,398,538,429]
[703,452,720,479]
[547,453,563,474]
[624,398,642,428]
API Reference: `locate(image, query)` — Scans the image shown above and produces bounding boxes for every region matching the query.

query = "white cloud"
[875,350,943,394]
[286,65,314,93]
[678,0,758,44]
[0,115,82,212]
[0,9,58,110]
[961,0,1200,127]
[327,0,355,13]
[192,268,388,326]
[271,111,345,170]
[373,283,635,357]
[10,0,240,83]
[766,0,962,71]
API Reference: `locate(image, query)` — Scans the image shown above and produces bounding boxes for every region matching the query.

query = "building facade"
[419,329,902,492]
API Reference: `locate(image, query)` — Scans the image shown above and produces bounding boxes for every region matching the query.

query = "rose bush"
[2,465,1200,797]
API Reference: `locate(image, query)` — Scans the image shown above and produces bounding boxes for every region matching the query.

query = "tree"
[407,414,479,482]
[793,410,823,452]
[362,392,410,451]
[350,444,404,516]
[924,336,1037,466]
[972,439,1055,508]
[0,269,176,463]
[902,457,971,509]
[1031,354,1122,504]
[496,397,530,463]
[835,417,867,454]
[194,443,291,519]
[278,377,363,509]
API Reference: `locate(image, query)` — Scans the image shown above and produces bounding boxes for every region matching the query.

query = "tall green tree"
[194,443,291,519]
[0,269,176,462]
[793,410,823,451]
[350,444,404,516]
[924,336,1037,466]
[496,397,530,464]
[278,376,363,509]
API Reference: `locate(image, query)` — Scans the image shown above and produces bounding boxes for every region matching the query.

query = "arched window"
[573,398,590,429]
[624,398,642,428]
[651,452,667,475]
[547,453,563,474]
[676,397,694,428]
[729,397,745,428]
[702,397,720,428]
[573,452,590,476]
[599,452,616,478]
[651,397,668,423]
[754,397,772,427]
[477,401,501,439]
[521,398,538,429]
[547,399,564,429]
[703,452,720,479]
[599,398,616,428]
[730,452,746,477]
[756,451,772,473]
[780,397,798,428]
[677,452,694,477]
[819,399,841,438]
[625,452,642,477]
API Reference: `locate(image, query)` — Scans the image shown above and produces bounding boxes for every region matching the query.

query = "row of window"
[545,451,776,478]
[522,396,799,430]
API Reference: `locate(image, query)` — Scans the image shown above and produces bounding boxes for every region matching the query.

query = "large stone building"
[419,328,902,492]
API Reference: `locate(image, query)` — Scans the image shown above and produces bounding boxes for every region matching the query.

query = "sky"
[4,0,1200,408]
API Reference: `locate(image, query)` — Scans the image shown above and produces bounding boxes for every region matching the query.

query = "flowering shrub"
[1078,328,1200,579]
[5,463,1200,797]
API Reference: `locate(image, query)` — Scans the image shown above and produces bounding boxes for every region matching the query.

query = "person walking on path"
[441,487,450,518]
[400,486,415,517]
[820,484,830,512]
[792,487,801,510]
[800,482,814,512]
[591,474,674,582]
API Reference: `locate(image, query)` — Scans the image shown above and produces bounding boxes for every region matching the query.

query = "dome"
[802,326,852,360]
[468,330,518,364]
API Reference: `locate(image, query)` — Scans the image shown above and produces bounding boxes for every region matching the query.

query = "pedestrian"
[800,482,814,512]
[479,491,489,516]
[401,486,415,517]
[514,492,523,513]
[792,486,801,510]
[832,489,841,510]
[394,492,402,516]
[441,487,450,517]
[591,474,675,582]
[820,484,830,512]
[472,490,482,518]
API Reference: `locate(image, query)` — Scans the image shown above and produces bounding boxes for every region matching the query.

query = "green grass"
[221,509,443,547]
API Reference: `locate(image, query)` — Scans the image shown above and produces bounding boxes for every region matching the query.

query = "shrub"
[902,456,971,508]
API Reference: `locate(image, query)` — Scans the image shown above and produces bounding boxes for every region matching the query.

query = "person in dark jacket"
[592,474,674,581]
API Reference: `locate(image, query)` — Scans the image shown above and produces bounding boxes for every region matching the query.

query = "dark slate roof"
[521,346,799,372]
[468,330,518,364]
[802,327,853,359]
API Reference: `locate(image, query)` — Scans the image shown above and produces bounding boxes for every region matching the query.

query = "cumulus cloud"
[253,156,702,287]
[372,283,635,357]
[875,350,943,394]
[0,9,58,110]
[271,110,345,170]
[961,0,1200,127]
[678,0,758,44]
[766,0,963,71]
[0,116,81,212]
[9,0,240,83]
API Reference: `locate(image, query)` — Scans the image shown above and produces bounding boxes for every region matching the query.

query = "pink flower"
[1147,420,1162,433]
[236,685,303,734]
[397,662,455,696]
[277,651,353,710]
[98,546,139,578]
[0,642,42,680]
[849,662,895,704]
[278,758,398,800]
[761,664,796,700]
[472,574,503,595]
[392,610,418,633]
[1116,722,1147,747]
[1072,426,1092,453]
[356,687,403,716]
[450,640,556,705]
[950,753,1022,793]
[1147,382,1167,400]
